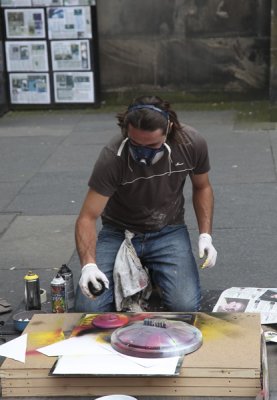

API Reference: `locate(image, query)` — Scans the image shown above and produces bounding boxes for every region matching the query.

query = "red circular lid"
[93,313,129,329]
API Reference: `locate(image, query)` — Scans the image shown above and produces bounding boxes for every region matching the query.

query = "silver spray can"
[24,271,41,310]
[58,264,74,311]
[51,274,66,313]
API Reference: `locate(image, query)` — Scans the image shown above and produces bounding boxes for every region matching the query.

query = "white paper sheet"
[37,335,111,357]
[98,343,180,368]
[52,353,180,376]
[264,330,277,343]
[0,333,27,363]
[37,334,179,369]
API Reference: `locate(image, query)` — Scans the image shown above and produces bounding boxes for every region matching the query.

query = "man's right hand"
[79,263,109,299]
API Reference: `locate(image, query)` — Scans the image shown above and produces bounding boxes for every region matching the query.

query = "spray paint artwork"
[48,312,203,376]
[48,311,248,376]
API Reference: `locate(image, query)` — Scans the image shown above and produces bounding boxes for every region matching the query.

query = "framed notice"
[0,0,32,6]
[53,71,94,103]
[51,40,90,71]
[47,6,92,39]
[64,1,95,5]
[5,8,45,38]
[5,41,48,71]
[32,1,63,5]
[9,73,50,103]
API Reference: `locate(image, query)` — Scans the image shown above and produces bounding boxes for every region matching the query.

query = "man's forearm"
[192,185,214,234]
[75,216,97,267]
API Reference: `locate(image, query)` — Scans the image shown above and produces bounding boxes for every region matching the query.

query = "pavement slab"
[196,226,277,289]
[39,143,104,173]
[0,136,65,182]
[0,214,77,314]
[0,214,17,237]
[0,215,76,271]
[269,130,277,172]
[0,182,25,210]
[5,171,88,215]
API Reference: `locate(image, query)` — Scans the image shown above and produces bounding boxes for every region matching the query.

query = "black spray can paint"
[51,274,66,313]
[24,271,41,310]
[58,264,74,311]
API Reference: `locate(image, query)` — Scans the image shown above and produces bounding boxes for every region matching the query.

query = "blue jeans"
[74,224,201,312]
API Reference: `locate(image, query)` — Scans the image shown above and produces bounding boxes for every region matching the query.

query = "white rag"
[113,230,152,312]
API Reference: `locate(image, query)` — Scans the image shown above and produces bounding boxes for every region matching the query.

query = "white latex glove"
[79,263,109,299]
[198,233,217,269]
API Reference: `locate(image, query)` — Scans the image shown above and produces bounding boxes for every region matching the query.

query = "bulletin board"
[0,0,100,109]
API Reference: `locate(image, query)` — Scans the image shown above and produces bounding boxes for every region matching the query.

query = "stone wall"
[96,0,272,98]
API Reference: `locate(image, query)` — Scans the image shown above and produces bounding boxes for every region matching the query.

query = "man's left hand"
[198,233,217,269]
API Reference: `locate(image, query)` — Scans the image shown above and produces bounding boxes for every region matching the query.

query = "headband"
[127,104,169,120]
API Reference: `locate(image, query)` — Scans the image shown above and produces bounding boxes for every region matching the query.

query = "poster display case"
[0,0,99,108]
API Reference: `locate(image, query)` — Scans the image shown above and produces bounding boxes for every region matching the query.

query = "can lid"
[24,271,39,280]
[59,264,71,274]
[51,273,65,284]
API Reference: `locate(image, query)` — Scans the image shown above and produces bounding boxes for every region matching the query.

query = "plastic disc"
[93,313,129,329]
[111,318,202,358]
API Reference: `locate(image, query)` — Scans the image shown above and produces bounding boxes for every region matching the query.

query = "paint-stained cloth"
[113,230,152,312]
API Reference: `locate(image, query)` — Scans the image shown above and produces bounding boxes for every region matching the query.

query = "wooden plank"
[1,377,262,388]
[182,368,261,378]
[1,385,261,397]
[0,367,261,379]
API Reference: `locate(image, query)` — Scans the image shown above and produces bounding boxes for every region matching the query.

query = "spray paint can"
[24,271,41,310]
[58,264,74,311]
[51,274,66,313]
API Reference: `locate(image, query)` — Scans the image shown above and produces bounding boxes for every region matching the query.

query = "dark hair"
[117,95,187,144]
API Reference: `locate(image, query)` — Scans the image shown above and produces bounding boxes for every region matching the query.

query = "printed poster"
[5,41,48,71]
[51,40,90,70]
[1,0,32,6]
[5,8,45,38]
[54,71,94,103]
[63,1,94,4]
[32,0,63,5]
[9,73,50,103]
[47,6,92,39]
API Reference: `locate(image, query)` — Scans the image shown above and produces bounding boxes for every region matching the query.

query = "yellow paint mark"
[195,313,245,341]
[71,314,97,336]
[27,328,64,350]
